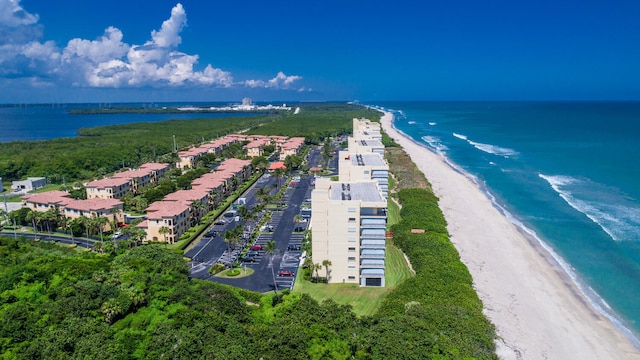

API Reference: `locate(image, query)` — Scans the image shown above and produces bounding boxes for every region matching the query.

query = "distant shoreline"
[67,107,284,115]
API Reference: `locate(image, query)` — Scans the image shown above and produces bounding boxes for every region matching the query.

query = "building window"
[363,170,370,174]
[348,257,356,261]
[348,247,356,252]
[348,226,356,233]
[348,217,356,223]
[348,237,356,242]
[348,207,356,213]
[348,276,356,280]
[348,265,356,269]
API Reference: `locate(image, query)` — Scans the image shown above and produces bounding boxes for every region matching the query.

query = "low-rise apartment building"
[22,190,124,231]
[279,137,306,160]
[112,168,153,194]
[139,200,190,243]
[163,188,211,226]
[86,178,131,199]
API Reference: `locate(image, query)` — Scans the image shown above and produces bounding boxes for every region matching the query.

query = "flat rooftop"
[354,138,384,148]
[351,153,386,167]
[329,182,384,202]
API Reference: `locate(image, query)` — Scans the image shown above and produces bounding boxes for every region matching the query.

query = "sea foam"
[539,174,640,242]
[468,140,519,157]
[421,136,448,152]
[453,133,519,157]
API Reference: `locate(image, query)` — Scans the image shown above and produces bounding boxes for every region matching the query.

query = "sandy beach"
[379,111,640,359]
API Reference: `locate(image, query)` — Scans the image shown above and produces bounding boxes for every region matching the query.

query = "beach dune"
[379,111,640,360]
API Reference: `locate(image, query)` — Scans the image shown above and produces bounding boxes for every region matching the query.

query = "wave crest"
[421,135,448,152]
[539,174,640,242]
[453,133,519,157]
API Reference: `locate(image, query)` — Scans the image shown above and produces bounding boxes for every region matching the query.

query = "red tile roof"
[146,201,190,218]
[269,161,286,170]
[86,177,130,188]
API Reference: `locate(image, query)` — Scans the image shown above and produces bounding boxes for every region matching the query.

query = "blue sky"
[2,0,639,103]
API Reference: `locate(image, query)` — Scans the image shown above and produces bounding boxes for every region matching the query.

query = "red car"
[278,270,294,277]
[250,245,263,251]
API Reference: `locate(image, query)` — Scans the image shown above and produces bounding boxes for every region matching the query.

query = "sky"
[1,0,639,103]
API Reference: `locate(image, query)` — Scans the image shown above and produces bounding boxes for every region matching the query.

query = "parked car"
[278,270,295,277]
[214,220,225,225]
[205,230,218,237]
[250,245,263,251]
[287,244,301,251]
[246,250,259,257]
[243,256,256,263]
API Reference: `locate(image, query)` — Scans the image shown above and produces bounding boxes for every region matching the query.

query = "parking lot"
[187,170,313,293]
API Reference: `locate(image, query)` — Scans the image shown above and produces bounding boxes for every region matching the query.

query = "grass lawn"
[387,196,400,229]
[294,240,413,317]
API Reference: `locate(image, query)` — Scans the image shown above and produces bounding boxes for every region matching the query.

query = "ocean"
[373,101,640,346]
[0,103,257,143]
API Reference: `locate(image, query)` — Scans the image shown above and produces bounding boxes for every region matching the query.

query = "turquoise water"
[374,101,640,346]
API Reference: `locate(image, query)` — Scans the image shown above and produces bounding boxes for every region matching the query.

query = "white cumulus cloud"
[0,1,303,92]
[245,71,302,89]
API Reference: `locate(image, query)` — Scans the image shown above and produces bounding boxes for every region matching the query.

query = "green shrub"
[209,263,226,275]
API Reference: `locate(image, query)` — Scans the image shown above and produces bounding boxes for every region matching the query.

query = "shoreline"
[378,109,640,359]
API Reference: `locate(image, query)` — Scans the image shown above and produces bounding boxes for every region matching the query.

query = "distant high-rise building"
[242,97,253,106]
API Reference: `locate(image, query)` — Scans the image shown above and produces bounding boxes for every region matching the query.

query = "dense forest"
[0,183,496,358]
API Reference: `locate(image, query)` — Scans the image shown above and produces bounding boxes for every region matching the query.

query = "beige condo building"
[338,151,389,199]
[311,178,387,287]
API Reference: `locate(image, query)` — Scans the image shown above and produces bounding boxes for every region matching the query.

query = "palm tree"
[264,240,278,295]
[158,226,171,247]
[25,210,39,239]
[0,209,7,229]
[322,259,332,284]
[41,209,55,238]
[223,230,240,268]
[314,263,322,282]
[93,242,104,253]
[77,215,91,248]
[274,167,285,189]
[303,257,315,282]
[93,216,108,243]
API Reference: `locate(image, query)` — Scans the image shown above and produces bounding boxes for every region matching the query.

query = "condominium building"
[338,151,389,199]
[22,190,124,231]
[352,118,382,141]
[347,137,385,156]
[85,177,131,199]
[138,201,190,243]
[311,178,387,287]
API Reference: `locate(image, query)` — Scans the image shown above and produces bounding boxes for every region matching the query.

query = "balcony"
[360,249,385,259]
[361,259,385,268]
[360,228,386,239]
[360,239,386,249]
